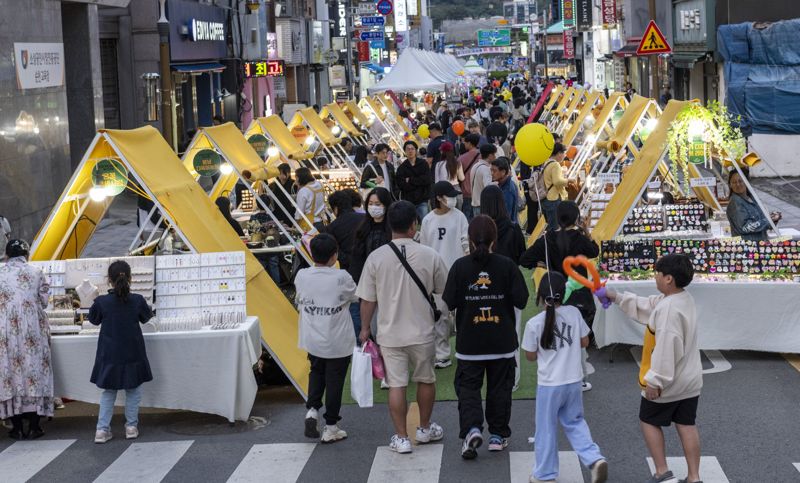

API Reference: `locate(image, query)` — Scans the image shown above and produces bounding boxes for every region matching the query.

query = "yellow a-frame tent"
[244,115,315,164]
[320,102,368,145]
[545,87,576,128]
[539,84,565,122]
[376,94,421,144]
[288,108,362,175]
[344,100,371,129]
[562,91,604,147]
[359,96,404,150]
[30,126,310,397]
[551,88,586,135]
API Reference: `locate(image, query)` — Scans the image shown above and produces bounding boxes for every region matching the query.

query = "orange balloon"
[562,255,602,291]
[452,120,465,136]
[566,146,578,160]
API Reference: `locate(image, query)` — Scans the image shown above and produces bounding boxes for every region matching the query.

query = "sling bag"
[388,242,442,322]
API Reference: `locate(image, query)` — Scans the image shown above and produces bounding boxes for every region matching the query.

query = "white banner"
[14,42,64,89]
[690,177,717,188]
[407,0,418,16]
[597,172,621,185]
[394,0,407,32]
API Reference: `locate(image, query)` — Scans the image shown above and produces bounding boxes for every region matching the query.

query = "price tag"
[690,177,717,188]
[648,180,662,189]
[597,173,621,185]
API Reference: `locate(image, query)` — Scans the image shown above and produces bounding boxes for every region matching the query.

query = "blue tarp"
[718,19,800,134]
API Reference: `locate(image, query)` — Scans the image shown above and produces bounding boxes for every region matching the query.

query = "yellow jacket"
[543,159,568,201]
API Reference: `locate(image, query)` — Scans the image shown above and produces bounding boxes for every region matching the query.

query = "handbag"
[388,242,443,322]
[363,339,385,380]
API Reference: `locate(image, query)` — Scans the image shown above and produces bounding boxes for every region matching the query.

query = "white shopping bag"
[350,345,374,408]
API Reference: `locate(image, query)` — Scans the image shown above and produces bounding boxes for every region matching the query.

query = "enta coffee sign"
[14,43,64,90]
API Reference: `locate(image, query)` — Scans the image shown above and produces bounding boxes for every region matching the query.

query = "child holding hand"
[595,253,703,483]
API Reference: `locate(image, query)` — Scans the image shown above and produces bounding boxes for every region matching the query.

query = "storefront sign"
[243,60,285,78]
[563,30,575,59]
[193,149,222,177]
[329,65,347,87]
[247,134,269,158]
[358,41,371,61]
[13,42,64,90]
[91,159,128,195]
[477,29,511,47]
[690,177,716,188]
[576,0,593,31]
[601,0,616,26]
[274,77,287,98]
[358,2,378,14]
[674,0,707,46]
[266,33,278,59]
[394,0,408,32]
[336,91,350,103]
[688,138,705,164]
[168,0,227,61]
[562,0,576,28]
[329,0,348,41]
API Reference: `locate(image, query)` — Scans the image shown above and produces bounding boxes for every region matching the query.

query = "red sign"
[601,0,616,26]
[243,60,285,78]
[562,0,575,28]
[357,41,370,62]
[376,0,393,15]
[563,30,574,59]
[636,20,672,55]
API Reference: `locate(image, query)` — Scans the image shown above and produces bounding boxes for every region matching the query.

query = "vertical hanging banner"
[562,0,576,29]
[602,0,617,26]
[357,41,370,61]
[563,30,575,59]
[394,0,407,32]
[576,0,593,31]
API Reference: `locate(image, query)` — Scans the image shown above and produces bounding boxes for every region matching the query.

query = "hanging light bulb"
[219,163,234,175]
[331,125,342,136]
[89,186,108,202]
[267,146,280,158]
[305,135,316,146]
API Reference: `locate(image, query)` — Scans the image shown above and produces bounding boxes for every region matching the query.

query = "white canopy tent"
[463,56,488,75]
[368,48,461,94]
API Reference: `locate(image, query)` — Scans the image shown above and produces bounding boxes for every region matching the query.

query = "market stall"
[320,102,369,145]
[551,88,586,135]
[359,96,405,151]
[30,126,310,398]
[287,108,362,176]
[244,115,315,166]
[376,94,422,144]
[537,84,564,123]
[562,91,604,147]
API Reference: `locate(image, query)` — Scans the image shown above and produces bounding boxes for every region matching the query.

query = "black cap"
[433,181,461,198]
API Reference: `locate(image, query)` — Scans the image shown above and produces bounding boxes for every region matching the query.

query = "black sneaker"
[304,408,320,438]
[644,470,675,483]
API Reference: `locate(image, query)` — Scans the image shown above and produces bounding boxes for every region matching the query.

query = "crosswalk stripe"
[93,440,194,483]
[510,451,584,483]
[0,439,76,483]
[794,462,800,473]
[367,444,443,483]
[646,456,729,483]
[226,443,316,483]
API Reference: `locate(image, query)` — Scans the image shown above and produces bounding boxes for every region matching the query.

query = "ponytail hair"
[468,215,497,264]
[108,260,131,302]
[536,271,566,350]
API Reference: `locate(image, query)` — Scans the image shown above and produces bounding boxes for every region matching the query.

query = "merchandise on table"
[663,203,708,232]
[319,168,359,195]
[600,240,656,272]
[622,205,664,234]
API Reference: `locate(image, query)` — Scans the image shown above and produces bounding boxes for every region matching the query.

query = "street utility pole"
[157,0,174,150]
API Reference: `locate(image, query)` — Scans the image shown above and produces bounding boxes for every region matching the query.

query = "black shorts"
[639,395,699,427]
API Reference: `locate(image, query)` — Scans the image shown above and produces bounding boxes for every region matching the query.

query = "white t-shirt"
[296,266,359,358]
[470,160,493,207]
[419,209,469,270]
[521,305,590,386]
[434,161,464,187]
[295,180,326,223]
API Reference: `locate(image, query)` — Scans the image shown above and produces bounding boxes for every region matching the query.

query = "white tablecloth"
[51,317,261,422]
[594,281,800,353]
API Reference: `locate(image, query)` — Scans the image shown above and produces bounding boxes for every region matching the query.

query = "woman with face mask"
[419,181,471,368]
[348,187,393,287]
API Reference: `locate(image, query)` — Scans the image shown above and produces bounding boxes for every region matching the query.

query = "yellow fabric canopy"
[247,116,313,161]
[597,94,650,153]
[553,87,575,116]
[361,96,386,121]
[376,95,420,142]
[321,103,361,137]
[563,91,602,146]
[560,89,584,119]
[289,108,340,147]
[543,84,564,112]
[593,100,690,241]
[345,100,370,127]
[587,92,625,136]
[31,126,309,397]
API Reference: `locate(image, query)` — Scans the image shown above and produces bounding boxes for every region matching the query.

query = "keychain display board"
[30,126,310,398]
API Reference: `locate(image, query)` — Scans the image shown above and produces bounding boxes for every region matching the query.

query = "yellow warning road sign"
[636,20,671,55]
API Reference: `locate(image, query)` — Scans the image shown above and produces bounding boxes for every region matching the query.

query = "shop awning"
[613,44,640,57]
[671,52,706,68]
[172,62,226,73]
[363,63,384,74]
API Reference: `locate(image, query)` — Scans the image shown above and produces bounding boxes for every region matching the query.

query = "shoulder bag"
[388,242,442,321]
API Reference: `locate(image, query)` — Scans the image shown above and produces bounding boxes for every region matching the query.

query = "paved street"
[3,347,799,482]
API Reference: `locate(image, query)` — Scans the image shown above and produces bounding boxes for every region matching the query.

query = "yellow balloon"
[417,124,430,139]
[473,88,481,97]
[515,123,555,167]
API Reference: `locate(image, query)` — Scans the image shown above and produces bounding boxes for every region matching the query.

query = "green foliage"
[666,101,746,193]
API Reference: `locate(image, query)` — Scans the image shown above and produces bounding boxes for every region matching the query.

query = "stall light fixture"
[688,119,705,138]
[645,118,658,131]
[417,106,426,113]
[305,135,316,146]
[585,133,596,143]
[89,187,109,202]
[331,125,342,136]
[381,107,389,115]
[219,163,234,175]
[267,146,280,158]
[647,192,664,200]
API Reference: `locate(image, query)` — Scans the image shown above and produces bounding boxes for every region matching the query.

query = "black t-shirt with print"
[442,253,529,356]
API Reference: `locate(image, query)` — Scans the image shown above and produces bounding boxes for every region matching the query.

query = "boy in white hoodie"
[596,254,703,483]
[420,181,470,368]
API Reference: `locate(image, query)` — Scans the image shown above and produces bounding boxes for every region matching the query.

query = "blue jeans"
[266,255,280,284]
[462,197,474,221]
[540,199,561,232]
[349,300,362,338]
[415,202,430,222]
[533,382,604,480]
[97,386,143,431]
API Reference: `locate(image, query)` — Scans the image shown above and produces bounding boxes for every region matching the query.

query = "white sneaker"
[434,358,452,369]
[581,381,593,392]
[380,379,390,390]
[389,434,412,454]
[125,425,139,440]
[321,425,347,443]
[590,459,608,483]
[416,422,444,443]
[94,430,113,444]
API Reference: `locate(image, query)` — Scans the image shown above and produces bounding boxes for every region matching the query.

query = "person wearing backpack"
[520,163,545,234]
[540,143,569,232]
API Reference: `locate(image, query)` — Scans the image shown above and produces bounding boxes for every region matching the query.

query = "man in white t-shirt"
[357,201,448,455]
[420,182,470,367]
[470,144,497,215]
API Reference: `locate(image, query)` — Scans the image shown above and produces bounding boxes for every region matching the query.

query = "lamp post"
[157,0,175,149]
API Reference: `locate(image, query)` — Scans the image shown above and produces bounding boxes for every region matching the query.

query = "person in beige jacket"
[596,254,703,483]
[540,143,569,231]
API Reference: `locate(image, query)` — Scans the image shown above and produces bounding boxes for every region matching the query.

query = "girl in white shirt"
[294,167,326,232]
[433,142,465,208]
[521,271,608,482]
[420,181,470,367]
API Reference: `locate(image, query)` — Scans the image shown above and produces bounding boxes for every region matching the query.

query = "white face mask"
[368,205,385,219]
[445,197,458,209]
